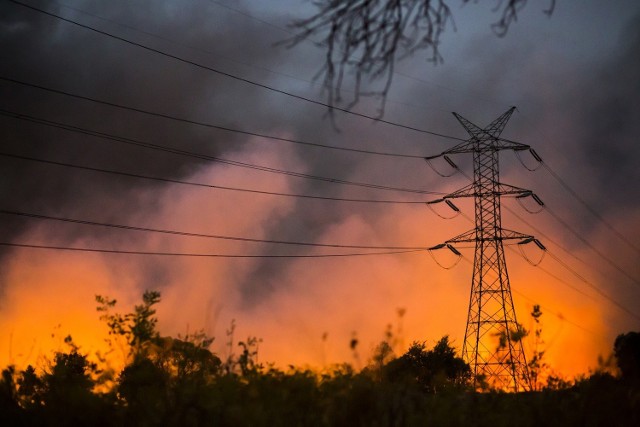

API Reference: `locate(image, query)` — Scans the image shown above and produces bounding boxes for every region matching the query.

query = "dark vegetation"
[1,291,638,426]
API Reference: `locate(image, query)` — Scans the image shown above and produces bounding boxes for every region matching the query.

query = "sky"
[1,0,639,380]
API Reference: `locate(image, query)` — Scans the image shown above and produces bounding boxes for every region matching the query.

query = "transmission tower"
[426,107,544,391]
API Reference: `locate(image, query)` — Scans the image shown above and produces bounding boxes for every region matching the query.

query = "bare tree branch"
[286,0,555,115]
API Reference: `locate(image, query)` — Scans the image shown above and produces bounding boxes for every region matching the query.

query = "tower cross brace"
[426,107,539,391]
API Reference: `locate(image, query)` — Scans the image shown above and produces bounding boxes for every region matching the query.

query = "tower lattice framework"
[427,107,542,391]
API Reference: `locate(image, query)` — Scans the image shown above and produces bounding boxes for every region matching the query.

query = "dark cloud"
[581,12,640,205]
[0,0,291,253]
[0,0,638,372]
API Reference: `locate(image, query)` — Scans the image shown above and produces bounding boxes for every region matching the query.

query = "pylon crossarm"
[437,229,534,246]
[440,183,475,200]
[432,182,534,202]
[428,139,531,158]
[495,138,530,152]
[424,138,529,161]
[499,229,535,242]
[444,229,477,244]
[494,182,533,197]
[423,139,475,160]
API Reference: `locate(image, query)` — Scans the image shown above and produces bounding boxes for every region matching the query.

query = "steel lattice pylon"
[426,108,542,391]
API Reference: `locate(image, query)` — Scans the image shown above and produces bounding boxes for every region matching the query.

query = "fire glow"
[0,146,621,381]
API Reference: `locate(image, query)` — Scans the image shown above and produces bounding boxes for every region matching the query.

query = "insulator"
[426,198,443,205]
[531,194,544,206]
[447,244,462,256]
[423,155,440,161]
[443,155,458,169]
[445,200,460,212]
[429,243,446,250]
[534,239,547,250]
[518,238,534,245]
[529,149,542,162]
[516,191,533,199]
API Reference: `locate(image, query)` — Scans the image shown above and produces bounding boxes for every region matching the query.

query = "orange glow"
[0,142,632,382]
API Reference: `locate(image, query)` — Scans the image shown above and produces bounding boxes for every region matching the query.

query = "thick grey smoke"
[0,0,638,374]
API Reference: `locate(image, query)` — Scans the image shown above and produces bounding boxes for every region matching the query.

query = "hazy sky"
[1,0,639,377]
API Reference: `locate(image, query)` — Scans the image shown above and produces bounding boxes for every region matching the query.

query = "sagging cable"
[427,244,462,270]
[515,149,542,171]
[426,198,460,219]
[424,155,458,178]
[517,238,546,266]
[516,191,533,199]
[516,192,545,214]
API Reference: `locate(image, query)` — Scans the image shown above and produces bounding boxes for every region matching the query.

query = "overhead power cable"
[541,161,640,256]
[510,288,598,337]
[208,0,291,35]
[0,83,425,159]
[207,0,510,112]
[514,147,640,256]
[0,146,438,197]
[508,242,640,322]
[0,209,430,250]
[7,0,463,141]
[47,0,454,122]
[0,109,445,196]
[544,205,640,289]
[456,168,640,292]
[0,152,432,204]
[543,249,640,322]
[459,255,598,336]
[0,242,423,259]
[506,204,639,297]
[51,0,312,87]
[1,108,446,196]
[457,204,640,322]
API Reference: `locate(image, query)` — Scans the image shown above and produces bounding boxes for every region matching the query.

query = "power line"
[0,83,425,159]
[510,287,598,337]
[459,255,598,336]
[49,0,458,123]
[457,195,640,322]
[0,152,434,204]
[544,205,640,289]
[0,106,445,195]
[0,242,423,258]
[460,144,639,277]
[505,203,640,298]
[207,0,290,35]
[503,227,640,321]
[543,249,640,322]
[541,161,640,256]
[6,0,463,141]
[0,209,430,250]
[207,0,511,113]
[512,135,640,257]
[0,108,447,196]
[456,168,640,297]
[506,243,639,323]
[51,0,329,94]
